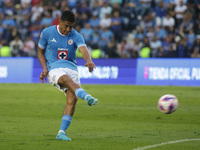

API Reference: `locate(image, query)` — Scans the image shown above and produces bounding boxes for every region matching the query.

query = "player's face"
[59,20,74,35]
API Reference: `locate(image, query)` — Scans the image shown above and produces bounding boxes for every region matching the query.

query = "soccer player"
[37,10,98,141]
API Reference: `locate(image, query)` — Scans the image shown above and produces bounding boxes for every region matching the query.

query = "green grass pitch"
[0,84,200,150]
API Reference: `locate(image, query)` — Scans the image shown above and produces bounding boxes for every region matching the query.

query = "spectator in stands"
[136,0,152,19]
[40,11,53,27]
[191,47,200,58]
[74,11,83,28]
[111,0,123,6]
[166,2,176,17]
[140,14,155,31]
[110,11,123,42]
[31,2,44,23]
[89,12,100,30]
[120,2,135,30]
[0,23,3,40]
[20,3,31,28]
[174,0,187,6]
[167,26,176,40]
[9,36,24,57]
[177,26,185,38]
[68,0,78,10]
[179,11,194,33]
[60,1,70,12]
[111,2,121,14]
[32,0,42,6]
[98,26,115,58]
[150,35,162,57]
[143,36,150,47]
[80,22,94,47]
[2,14,16,28]
[99,1,112,19]
[22,36,36,57]
[80,12,89,28]
[30,24,42,44]
[77,2,91,17]
[156,25,167,41]
[20,13,31,41]
[0,40,11,57]
[177,37,191,58]
[162,35,173,55]
[91,31,100,49]
[100,13,112,29]
[20,0,32,8]
[154,1,167,21]
[174,0,187,27]
[146,26,155,41]
[192,35,200,54]
[13,4,23,28]
[165,45,177,58]
[9,26,20,42]
[90,0,101,18]
[162,12,175,30]
[52,6,62,20]
[52,13,60,25]
[120,39,133,58]
[0,12,4,23]
[134,26,145,40]
[187,29,196,45]
[2,24,12,45]
[2,1,15,16]
[132,37,143,58]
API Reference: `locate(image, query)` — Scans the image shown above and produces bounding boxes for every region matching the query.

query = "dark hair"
[61,10,75,22]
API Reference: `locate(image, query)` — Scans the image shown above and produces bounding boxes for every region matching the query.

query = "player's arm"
[79,46,96,73]
[38,47,48,83]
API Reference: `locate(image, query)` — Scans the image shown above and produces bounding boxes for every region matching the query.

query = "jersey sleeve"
[75,33,86,48]
[38,28,49,50]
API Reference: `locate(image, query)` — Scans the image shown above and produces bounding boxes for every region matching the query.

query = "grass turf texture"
[0,84,200,150]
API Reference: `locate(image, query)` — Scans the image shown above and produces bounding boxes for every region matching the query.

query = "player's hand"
[85,61,96,72]
[39,69,48,83]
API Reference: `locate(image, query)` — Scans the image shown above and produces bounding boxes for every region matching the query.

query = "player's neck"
[57,25,70,36]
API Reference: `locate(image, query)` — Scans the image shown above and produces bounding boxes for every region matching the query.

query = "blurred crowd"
[0,0,200,58]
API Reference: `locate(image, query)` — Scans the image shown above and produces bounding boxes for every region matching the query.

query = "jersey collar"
[56,25,71,36]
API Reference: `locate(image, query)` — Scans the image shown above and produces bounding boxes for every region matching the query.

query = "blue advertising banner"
[0,58,33,83]
[33,58,137,84]
[77,59,137,84]
[136,58,200,86]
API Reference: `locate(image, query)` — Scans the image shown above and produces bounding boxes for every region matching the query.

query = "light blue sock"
[75,88,88,101]
[59,115,72,133]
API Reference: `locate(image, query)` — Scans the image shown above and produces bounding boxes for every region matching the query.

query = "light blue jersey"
[38,25,86,72]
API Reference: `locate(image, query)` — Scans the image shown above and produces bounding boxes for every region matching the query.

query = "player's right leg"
[57,71,98,106]
[75,89,98,106]
[48,68,98,105]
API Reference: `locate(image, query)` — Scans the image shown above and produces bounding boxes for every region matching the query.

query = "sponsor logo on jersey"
[68,39,73,45]
[51,38,57,42]
[57,51,68,60]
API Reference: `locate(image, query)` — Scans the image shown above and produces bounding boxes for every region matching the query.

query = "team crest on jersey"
[58,51,68,60]
[68,39,73,45]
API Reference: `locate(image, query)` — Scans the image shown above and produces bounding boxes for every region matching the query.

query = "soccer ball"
[157,94,179,114]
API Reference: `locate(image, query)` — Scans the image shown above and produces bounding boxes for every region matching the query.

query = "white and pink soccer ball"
[157,94,179,114]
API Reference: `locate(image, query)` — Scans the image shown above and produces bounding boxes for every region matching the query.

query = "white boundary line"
[132,139,200,150]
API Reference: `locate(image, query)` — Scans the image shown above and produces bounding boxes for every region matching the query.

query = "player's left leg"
[56,90,77,141]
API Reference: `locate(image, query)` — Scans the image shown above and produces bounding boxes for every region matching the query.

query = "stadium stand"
[0,0,200,58]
